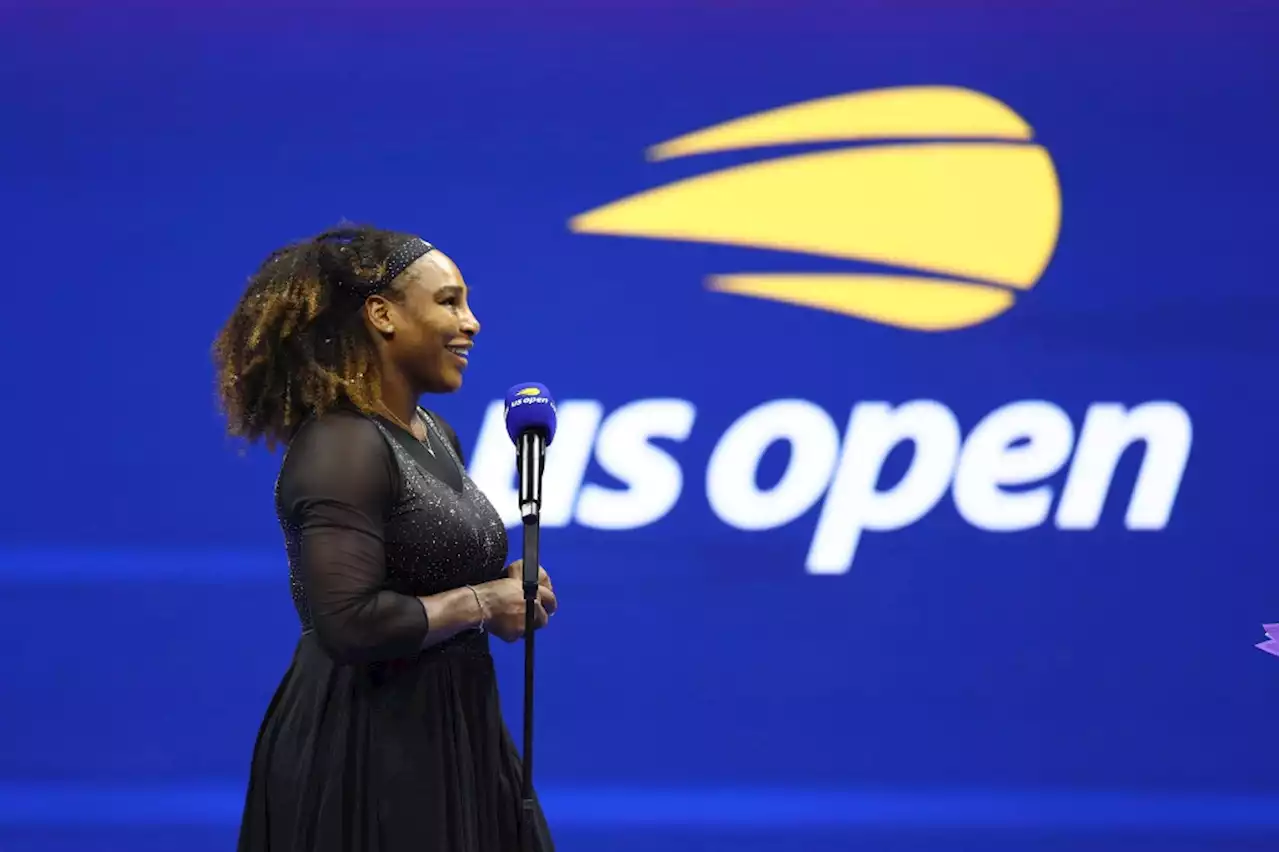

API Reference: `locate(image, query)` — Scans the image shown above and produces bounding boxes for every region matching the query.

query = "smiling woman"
[213,225,478,446]
[211,224,558,852]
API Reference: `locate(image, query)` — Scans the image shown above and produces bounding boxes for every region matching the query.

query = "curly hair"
[213,224,418,448]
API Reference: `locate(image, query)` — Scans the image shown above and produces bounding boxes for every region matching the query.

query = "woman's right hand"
[475,578,558,643]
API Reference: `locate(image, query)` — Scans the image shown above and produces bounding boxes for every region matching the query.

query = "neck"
[377,371,418,426]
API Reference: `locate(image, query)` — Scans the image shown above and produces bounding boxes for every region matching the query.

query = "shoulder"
[280,408,397,497]
[288,408,388,459]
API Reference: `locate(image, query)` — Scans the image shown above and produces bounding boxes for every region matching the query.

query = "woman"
[213,224,558,851]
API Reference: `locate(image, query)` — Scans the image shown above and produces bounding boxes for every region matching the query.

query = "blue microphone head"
[503,382,557,445]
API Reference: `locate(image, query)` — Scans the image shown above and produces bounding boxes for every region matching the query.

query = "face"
[364,251,480,393]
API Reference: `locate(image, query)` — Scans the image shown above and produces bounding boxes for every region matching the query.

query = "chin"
[425,373,464,394]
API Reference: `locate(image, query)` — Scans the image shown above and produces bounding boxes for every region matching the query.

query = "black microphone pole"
[516,430,545,852]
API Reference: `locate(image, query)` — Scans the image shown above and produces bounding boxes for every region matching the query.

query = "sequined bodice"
[281,412,509,635]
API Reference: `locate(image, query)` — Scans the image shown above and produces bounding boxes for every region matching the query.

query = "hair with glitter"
[212,223,419,448]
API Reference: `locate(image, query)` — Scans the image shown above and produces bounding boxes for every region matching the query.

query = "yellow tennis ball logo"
[569,86,1062,331]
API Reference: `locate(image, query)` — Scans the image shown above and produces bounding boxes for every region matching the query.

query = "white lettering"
[575,399,695,530]
[1055,402,1192,529]
[467,397,1194,573]
[706,400,840,530]
[953,401,1075,531]
[807,401,961,575]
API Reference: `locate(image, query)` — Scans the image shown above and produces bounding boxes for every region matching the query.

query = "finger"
[538,566,552,589]
[532,600,549,629]
[537,584,558,616]
[507,559,522,579]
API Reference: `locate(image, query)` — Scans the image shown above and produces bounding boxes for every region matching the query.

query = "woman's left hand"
[506,560,556,616]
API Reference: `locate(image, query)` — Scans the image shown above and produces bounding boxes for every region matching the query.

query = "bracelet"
[466,584,488,633]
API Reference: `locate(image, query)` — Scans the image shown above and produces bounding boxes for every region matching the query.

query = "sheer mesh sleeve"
[278,411,429,664]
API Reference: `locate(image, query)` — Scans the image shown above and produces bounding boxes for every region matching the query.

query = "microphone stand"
[521,516,539,851]
[517,432,545,851]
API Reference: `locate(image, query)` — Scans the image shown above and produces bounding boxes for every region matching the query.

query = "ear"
[364,295,396,337]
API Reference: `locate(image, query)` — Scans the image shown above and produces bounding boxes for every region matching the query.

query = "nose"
[460,307,480,337]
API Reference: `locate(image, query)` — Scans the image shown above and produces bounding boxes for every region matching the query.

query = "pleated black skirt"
[237,632,554,852]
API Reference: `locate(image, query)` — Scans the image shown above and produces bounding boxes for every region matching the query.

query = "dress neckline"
[372,409,466,494]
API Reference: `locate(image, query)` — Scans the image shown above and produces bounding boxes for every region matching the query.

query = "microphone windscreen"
[503,382,557,445]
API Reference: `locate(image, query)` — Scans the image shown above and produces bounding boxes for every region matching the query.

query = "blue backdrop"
[1,1,1275,850]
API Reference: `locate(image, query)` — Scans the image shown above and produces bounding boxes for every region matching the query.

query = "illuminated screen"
[0,2,1274,850]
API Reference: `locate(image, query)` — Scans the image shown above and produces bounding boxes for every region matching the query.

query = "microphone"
[503,382,558,522]
[503,382,557,851]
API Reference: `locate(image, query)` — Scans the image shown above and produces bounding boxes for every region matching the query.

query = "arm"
[280,413,484,664]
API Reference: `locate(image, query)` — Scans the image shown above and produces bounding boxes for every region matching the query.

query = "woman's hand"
[474,567,557,643]
[506,559,554,597]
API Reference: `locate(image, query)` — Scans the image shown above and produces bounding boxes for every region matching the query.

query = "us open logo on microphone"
[505,388,556,412]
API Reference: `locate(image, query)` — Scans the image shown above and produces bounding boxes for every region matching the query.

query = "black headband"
[372,236,435,293]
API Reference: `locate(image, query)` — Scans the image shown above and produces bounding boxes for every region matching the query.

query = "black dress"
[237,406,554,852]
